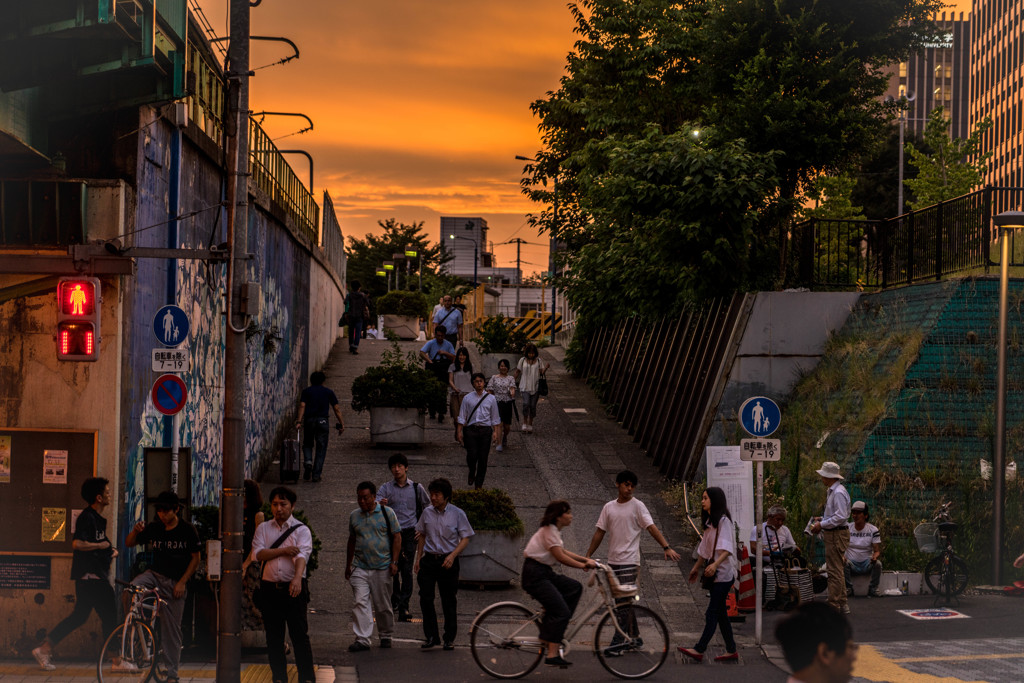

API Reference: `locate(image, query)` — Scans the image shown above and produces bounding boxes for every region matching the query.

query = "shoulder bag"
[252,522,305,610]
[537,375,549,397]
[700,523,722,590]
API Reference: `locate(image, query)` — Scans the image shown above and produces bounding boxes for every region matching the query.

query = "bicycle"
[915,502,969,604]
[97,579,169,683]
[469,560,668,679]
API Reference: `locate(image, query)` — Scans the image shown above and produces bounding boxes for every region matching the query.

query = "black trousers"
[47,578,117,646]
[521,558,582,644]
[695,580,736,654]
[392,528,417,612]
[418,553,460,642]
[261,581,315,683]
[464,424,492,487]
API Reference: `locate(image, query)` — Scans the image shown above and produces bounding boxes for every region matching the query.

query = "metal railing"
[248,118,319,244]
[791,187,1024,290]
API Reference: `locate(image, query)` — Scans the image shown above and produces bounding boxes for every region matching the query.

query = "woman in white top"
[679,486,738,662]
[521,500,597,668]
[514,343,549,433]
[448,347,474,441]
[485,358,517,452]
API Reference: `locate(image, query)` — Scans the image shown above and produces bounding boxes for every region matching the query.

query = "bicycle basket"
[914,523,939,553]
[604,567,638,598]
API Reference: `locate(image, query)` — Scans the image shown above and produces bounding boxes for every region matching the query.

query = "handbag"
[537,376,549,397]
[252,522,305,611]
[700,523,722,590]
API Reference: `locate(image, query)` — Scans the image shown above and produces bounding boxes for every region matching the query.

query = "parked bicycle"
[915,502,969,604]
[469,560,668,679]
[97,579,169,683]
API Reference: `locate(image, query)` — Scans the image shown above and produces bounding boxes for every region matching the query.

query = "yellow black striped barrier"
[512,311,562,339]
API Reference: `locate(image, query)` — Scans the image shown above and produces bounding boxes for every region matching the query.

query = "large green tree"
[345,219,450,304]
[904,107,992,210]
[524,0,944,357]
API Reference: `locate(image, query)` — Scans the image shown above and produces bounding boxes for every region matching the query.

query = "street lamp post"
[405,246,421,292]
[992,210,1024,584]
[448,234,478,287]
[392,253,407,290]
[516,154,558,344]
[383,260,394,292]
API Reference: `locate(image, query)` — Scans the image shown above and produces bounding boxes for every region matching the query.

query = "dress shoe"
[544,655,572,667]
[678,647,703,662]
[379,638,392,649]
[348,641,370,652]
[443,641,455,651]
[398,609,412,622]
[421,637,441,649]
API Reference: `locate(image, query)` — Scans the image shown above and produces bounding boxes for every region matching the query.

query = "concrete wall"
[707,291,861,445]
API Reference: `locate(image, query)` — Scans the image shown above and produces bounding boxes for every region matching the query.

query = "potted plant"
[473,314,530,377]
[350,341,447,445]
[451,488,525,585]
[376,291,429,340]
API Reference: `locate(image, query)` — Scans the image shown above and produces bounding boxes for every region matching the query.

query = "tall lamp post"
[516,154,558,344]
[993,210,1024,584]
[383,260,394,292]
[405,246,421,291]
[448,233,478,287]
[392,253,407,290]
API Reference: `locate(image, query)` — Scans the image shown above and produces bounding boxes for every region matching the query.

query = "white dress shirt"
[458,391,501,427]
[252,516,312,581]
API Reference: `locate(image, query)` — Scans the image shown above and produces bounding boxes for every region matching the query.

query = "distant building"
[971,0,1024,191]
[884,12,971,140]
[440,216,493,283]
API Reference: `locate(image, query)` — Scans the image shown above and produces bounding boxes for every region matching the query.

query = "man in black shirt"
[32,477,118,671]
[294,371,345,482]
[126,490,200,682]
[344,280,371,354]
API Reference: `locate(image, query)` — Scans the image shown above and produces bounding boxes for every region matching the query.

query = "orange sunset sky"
[193,0,973,276]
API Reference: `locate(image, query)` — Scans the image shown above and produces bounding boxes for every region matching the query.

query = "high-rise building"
[885,12,971,139]
[440,216,492,283]
[971,0,1024,191]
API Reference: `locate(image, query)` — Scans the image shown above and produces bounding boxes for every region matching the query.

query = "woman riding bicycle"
[521,500,597,668]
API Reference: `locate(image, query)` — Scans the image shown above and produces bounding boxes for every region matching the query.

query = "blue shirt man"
[346,481,401,651]
[432,295,464,347]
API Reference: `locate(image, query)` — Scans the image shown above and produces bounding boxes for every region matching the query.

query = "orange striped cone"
[736,544,756,612]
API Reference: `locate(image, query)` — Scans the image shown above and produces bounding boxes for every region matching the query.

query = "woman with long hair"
[679,487,739,662]
[485,358,517,451]
[514,343,549,433]
[448,347,474,441]
[521,500,597,668]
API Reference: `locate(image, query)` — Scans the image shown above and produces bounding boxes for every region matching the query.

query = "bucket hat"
[815,461,844,480]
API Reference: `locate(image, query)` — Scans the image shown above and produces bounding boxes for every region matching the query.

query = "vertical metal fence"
[248,118,319,244]
[579,293,751,482]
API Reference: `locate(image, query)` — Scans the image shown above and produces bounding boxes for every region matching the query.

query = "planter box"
[459,529,524,586]
[382,314,419,340]
[369,407,425,446]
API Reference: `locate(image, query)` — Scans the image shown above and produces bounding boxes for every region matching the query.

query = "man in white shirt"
[775,602,857,683]
[457,373,502,489]
[809,462,851,614]
[252,486,315,683]
[844,501,882,597]
[750,505,798,559]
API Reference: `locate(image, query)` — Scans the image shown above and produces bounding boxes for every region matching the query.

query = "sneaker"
[348,641,371,652]
[496,444,503,452]
[112,660,141,673]
[32,647,56,671]
[841,604,851,614]
[522,424,529,432]
[544,655,572,667]
[380,638,392,649]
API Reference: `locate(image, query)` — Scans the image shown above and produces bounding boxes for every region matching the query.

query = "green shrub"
[376,290,430,318]
[452,488,525,536]
[474,315,530,355]
[350,341,447,414]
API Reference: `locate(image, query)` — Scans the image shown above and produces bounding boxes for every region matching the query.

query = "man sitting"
[845,500,882,597]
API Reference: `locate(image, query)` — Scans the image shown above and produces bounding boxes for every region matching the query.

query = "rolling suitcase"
[280,428,301,483]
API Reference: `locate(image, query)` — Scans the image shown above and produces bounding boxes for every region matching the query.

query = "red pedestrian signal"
[56,277,101,361]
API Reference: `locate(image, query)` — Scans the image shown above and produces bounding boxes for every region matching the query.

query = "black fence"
[580,294,751,482]
[791,186,1024,290]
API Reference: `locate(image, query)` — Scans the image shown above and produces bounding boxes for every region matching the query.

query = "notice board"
[0,429,96,555]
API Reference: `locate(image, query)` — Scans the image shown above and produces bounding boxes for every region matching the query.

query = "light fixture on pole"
[383,260,395,292]
[405,246,421,291]
[448,234,478,287]
[517,154,558,344]
[992,210,1024,584]
[392,253,407,291]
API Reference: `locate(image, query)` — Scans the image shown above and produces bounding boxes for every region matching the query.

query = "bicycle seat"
[938,522,957,533]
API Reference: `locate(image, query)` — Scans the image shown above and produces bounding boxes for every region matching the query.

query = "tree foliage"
[903,107,992,210]
[345,219,450,304]
[524,0,944,360]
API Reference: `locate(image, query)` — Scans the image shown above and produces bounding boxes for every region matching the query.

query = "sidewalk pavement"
[8,338,1024,682]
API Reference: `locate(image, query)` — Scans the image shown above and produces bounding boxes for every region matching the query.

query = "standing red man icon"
[69,284,87,315]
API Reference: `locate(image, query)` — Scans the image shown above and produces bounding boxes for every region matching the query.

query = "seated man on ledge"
[844,500,881,597]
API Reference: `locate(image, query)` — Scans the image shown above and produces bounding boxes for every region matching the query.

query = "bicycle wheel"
[470,602,544,679]
[924,554,968,597]
[594,604,669,679]
[97,622,157,683]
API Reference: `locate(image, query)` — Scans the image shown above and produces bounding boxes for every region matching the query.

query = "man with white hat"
[810,462,851,613]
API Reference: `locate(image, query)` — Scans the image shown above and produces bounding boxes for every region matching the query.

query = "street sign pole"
[755,459,763,645]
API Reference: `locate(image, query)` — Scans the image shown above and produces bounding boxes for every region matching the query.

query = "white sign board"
[705,446,754,548]
[740,438,781,462]
[152,348,190,373]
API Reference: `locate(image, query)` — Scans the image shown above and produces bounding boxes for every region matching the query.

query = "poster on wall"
[705,446,754,548]
[42,450,68,484]
[41,507,67,542]
[0,436,10,483]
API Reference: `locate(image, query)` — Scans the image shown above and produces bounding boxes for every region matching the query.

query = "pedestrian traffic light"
[56,276,101,361]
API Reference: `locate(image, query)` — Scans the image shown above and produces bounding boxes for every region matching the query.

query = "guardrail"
[248,118,319,244]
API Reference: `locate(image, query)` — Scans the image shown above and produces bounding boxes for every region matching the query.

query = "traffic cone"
[726,591,745,622]
[736,544,757,612]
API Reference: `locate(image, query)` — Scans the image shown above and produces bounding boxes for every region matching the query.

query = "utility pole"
[219,0,250,678]
[508,238,527,317]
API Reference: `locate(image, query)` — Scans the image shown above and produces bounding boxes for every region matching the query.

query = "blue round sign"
[153,305,190,347]
[739,396,781,437]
